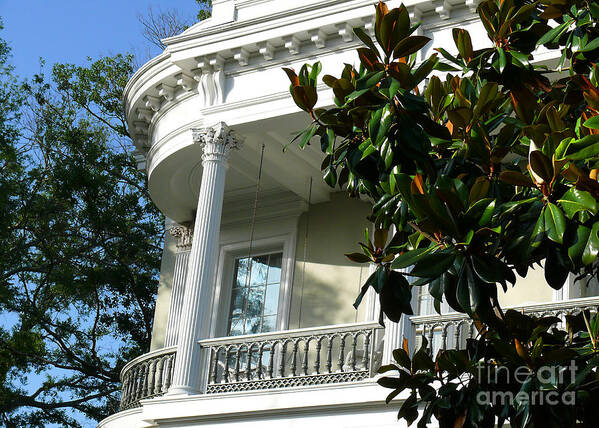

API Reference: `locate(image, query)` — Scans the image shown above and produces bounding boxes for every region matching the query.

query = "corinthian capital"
[192,122,242,163]
[169,224,194,251]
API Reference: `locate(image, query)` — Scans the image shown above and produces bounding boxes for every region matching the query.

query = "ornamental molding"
[126,0,480,160]
[169,224,194,251]
[192,122,243,163]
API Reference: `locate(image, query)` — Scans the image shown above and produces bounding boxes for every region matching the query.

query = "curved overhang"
[123,0,494,222]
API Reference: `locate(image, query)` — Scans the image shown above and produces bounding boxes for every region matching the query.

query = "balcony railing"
[410,296,599,354]
[117,297,599,410]
[198,322,383,394]
[119,346,176,410]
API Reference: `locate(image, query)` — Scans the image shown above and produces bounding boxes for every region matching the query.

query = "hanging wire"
[240,143,266,334]
[297,177,312,326]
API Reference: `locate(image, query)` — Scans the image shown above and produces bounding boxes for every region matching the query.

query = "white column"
[164,224,193,348]
[169,122,241,395]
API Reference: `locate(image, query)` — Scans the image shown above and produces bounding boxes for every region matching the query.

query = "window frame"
[211,233,296,338]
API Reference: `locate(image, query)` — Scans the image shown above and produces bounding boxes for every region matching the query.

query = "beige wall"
[497,265,553,308]
[149,220,177,351]
[288,193,372,329]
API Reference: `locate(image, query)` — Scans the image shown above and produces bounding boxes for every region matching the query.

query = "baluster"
[121,373,130,408]
[164,355,173,391]
[279,341,287,377]
[441,325,448,351]
[469,321,475,339]
[154,357,164,395]
[350,334,358,371]
[143,362,151,398]
[268,341,275,379]
[454,323,462,350]
[302,339,309,376]
[291,340,299,376]
[362,331,371,371]
[427,327,434,354]
[315,338,322,374]
[223,347,231,383]
[234,345,242,382]
[246,344,254,381]
[338,334,346,372]
[148,360,157,396]
[212,348,219,384]
[257,343,265,379]
[134,365,142,401]
[326,335,333,374]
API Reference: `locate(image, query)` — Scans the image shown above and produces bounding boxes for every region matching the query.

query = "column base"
[166,386,201,397]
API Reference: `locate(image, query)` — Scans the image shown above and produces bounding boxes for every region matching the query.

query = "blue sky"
[0,0,200,77]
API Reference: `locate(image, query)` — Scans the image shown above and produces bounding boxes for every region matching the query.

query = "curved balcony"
[119,346,176,410]
[118,322,383,409]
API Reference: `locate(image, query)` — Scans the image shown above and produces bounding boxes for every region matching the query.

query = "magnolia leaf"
[544,202,566,244]
[345,252,372,263]
[391,247,433,269]
[498,170,534,186]
[583,115,599,130]
[582,222,599,265]
[529,150,553,184]
[558,188,598,219]
[393,35,430,59]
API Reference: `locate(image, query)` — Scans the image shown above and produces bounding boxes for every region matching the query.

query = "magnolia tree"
[285,0,599,426]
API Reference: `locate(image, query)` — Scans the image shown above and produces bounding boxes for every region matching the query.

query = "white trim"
[200,320,381,346]
[211,233,297,338]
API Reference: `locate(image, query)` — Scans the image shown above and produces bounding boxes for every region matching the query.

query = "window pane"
[235,259,249,288]
[262,315,276,332]
[267,253,282,284]
[229,316,243,336]
[230,288,246,316]
[247,286,265,319]
[264,283,279,316]
[245,317,261,335]
[228,251,283,337]
[250,255,268,286]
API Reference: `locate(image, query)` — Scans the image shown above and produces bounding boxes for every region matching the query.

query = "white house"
[99,1,599,427]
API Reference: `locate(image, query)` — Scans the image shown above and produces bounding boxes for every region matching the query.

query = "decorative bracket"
[284,36,301,55]
[175,72,197,92]
[234,47,250,66]
[157,83,177,102]
[309,30,327,49]
[144,95,162,112]
[259,42,275,60]
[337,23,354,42]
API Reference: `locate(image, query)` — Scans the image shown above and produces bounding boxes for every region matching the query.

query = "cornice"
[125,0,481,163]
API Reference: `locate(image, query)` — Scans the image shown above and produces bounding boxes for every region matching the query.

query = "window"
[212,233,296,339]
[227,252,283,336]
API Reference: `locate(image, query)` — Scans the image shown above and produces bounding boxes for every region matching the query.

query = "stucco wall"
[149,219,177,351]
[497,266,553,308]
[288,193,372,329]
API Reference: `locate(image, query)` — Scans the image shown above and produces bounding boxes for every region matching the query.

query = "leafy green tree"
[197,0,212,20]
[0,51,163,427]
[285,0,599,426]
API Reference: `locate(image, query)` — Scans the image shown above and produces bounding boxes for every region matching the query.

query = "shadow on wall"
[288,193,372,329]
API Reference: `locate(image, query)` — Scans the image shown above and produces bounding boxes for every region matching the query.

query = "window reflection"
[227,252,282,336]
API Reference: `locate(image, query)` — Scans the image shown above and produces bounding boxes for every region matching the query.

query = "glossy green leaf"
[558,188,598,219]
[391,247,433,269]
[544,203,566,244]
[582,222,599,265]
[583,116,599,130]
[530,207,545,249]
[410,251,456,278]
